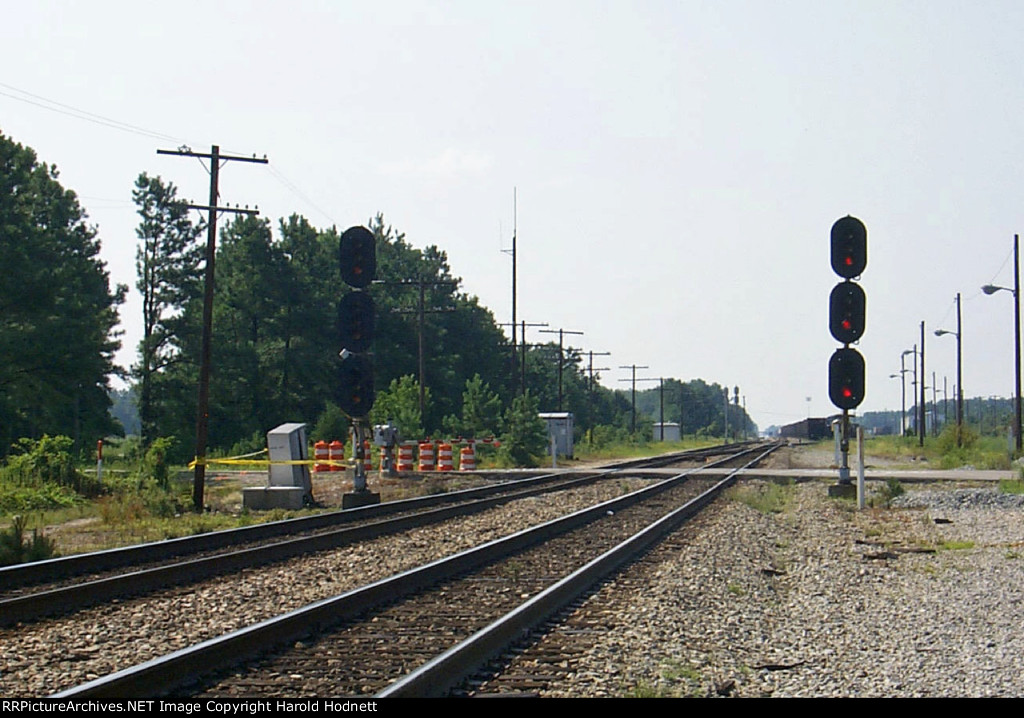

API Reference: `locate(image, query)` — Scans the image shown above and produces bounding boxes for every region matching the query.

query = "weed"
[504,559,523,584]
[874,478,904,507]
[624,681,676,698]
[727,582,745,596]
[727,481,792,514]
[0,515,58,566]
[998,479,1024,495]
[939,540,975,551]
[661,660,702,683]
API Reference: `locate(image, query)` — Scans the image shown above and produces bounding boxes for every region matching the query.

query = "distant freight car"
[780,417,832,441]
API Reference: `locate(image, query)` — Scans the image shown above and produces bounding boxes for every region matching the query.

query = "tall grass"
[864,426,1013,470]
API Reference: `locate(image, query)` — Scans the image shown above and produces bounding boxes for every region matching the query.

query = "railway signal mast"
[828,216,867,493]
[339,225,381,508]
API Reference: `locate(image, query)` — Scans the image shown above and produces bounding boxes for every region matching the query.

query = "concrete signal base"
[343,490,381,509]
[827,483,857,499]
[243,486,308,510]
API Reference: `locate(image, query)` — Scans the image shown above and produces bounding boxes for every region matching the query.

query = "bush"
[312,402,350,443]
[2,435,99,496]
[499,392,548,467]
[936,423,978,453]
[0,515,58,566]
[0,483,79,515]
[226,431,266,458]
[139,437,175,488]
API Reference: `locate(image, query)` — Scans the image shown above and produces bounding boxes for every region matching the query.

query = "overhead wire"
[1,81,342,230]
[0,81,188,145]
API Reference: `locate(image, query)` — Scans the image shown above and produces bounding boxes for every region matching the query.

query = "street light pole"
[936,293,963,447]
[920,321,926,447]
[981,233,1022,453]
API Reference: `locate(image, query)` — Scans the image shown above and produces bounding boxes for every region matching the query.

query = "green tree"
[132,173,203,446]
[0,132,125,455]
[500,391,548,467]
[444,373,503,438]
[371,375,428,441]
[367,214,511,432]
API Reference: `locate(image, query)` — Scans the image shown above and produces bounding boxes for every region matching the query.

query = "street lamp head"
[901,349,915,357]
[935,329,958,338]
[982,284,1007,295]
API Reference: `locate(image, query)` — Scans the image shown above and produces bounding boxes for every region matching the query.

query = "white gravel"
[538,477,1024,698]
[0,479,652,697]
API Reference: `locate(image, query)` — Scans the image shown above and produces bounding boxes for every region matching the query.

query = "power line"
[0,81,187,144]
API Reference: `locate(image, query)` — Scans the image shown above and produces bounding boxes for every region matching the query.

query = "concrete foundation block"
[342,491,381,509]
[243,486,308,511]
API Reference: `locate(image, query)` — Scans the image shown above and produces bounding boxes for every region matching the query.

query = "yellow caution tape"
[187,456,350,469]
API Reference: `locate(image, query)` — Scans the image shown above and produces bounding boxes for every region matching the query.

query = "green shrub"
[727,481,792,513]
[0,483,79,515]
[499,392,548,467]
[139,437,175,488]
[226,431,266,458]
[312,402,350,443]
[0,515,58,566]
[2,435,99,496]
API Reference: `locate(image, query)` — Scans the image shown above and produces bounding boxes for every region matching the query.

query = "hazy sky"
[3,0,1024,431]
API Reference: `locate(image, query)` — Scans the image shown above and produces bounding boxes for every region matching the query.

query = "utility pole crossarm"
[374,277,460,417]
[157,147,269,164]
[540,328,584,411]
[618,364,649,434]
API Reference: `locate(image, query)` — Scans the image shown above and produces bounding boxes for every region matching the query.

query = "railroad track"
[0,441,754,616]
[42,441,778,698]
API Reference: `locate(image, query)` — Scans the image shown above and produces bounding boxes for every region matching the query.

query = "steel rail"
[0,471,613,625]
[2,442,751,589]
[379,442,780,697]
[49,445,769,699]
[0,470,588,588]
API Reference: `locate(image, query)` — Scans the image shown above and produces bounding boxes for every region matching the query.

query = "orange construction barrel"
[418,442,435,471]
[314,440,330,472]
[397,443,415,472]
[328,439,345,472]
[437,442,454,471]
[459,445,476,472]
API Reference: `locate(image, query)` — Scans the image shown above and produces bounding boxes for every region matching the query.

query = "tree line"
[0,131,756,463]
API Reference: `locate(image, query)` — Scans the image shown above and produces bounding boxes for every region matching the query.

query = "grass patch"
[726,481,792,514]
[867,478,905,508]
[0,515,58,566]
[939,540,975,551]
[574,438,719,463]
[624,681,677,698]
[864,431,1013,470]
[999,479,1024,494]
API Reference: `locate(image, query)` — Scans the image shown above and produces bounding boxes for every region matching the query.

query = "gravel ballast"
[528,478,1024,698]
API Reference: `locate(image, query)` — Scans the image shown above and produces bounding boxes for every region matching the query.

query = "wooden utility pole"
[501,189,519,395]
[618,364,649,434]
[540,327,584,411]
[499,320,548,395]
[157,145,268,511]
[383,277,458,418]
